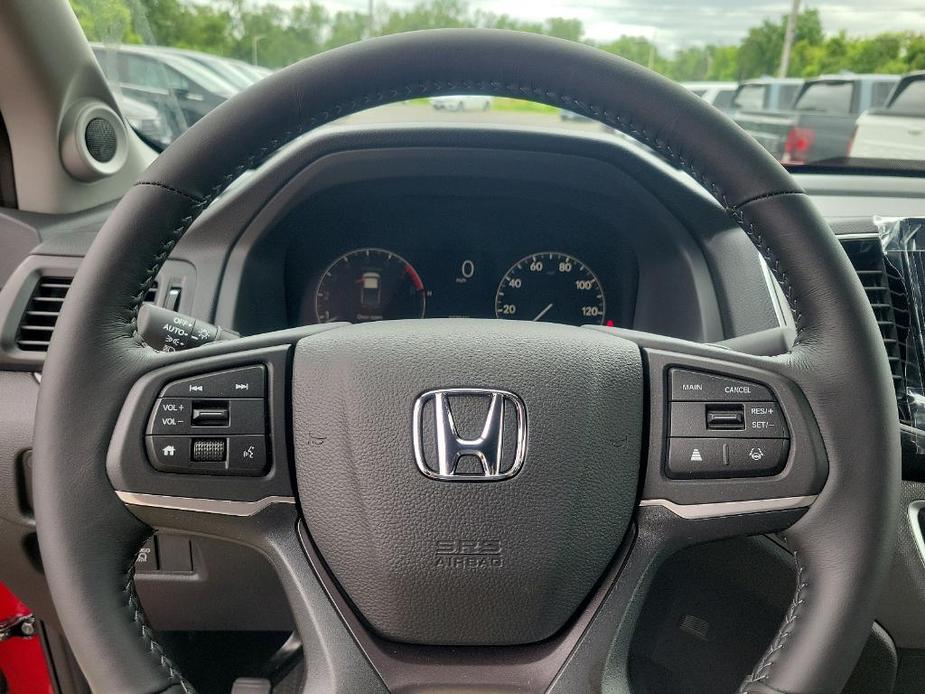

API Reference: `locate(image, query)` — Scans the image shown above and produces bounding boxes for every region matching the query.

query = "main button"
[162,365,265,399]
[670,368,774,402]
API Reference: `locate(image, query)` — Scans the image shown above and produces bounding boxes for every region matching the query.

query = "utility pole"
[778,0,800,77]
[251,34,265,65]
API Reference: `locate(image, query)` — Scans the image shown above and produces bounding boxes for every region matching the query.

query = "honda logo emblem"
[412,388,527,481]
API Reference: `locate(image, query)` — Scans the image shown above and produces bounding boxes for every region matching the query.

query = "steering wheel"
[33,30,899,693]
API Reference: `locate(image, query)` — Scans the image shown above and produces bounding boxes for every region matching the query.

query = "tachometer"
[495,252,605,325]
[315,247,426,323]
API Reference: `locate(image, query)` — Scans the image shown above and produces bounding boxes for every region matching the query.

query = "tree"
[906,34,925,70]
[738,8,823,78]
[67,0,925,83]
[71,0,137,43]
[669,46,712,81]
[597,36,664,71]
[543,17,582,43]
[376,0,471,36]
[472,11,542,33]
[326,11,368,50]
[848,33,903,73]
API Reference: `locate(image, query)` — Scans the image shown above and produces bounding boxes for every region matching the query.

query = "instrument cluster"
[313,247,608,326]
[282,189,638,330]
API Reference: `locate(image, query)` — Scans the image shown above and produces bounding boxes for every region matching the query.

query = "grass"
[402,96,558,113]
[489,97,559,114]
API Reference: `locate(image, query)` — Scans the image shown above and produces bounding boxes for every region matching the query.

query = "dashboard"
[7,123,925,655]
[215,130,751,344]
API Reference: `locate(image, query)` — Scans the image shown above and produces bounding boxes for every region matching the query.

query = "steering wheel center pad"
[292,319,643,644]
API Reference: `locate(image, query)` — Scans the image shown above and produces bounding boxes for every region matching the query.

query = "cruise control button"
[227,436,268,475]
[670,369,774,402]
[162,365,265,398]
[148,399,191,434]
[744,403,788,437]
[670,401,789,438]
[147,436,191,472]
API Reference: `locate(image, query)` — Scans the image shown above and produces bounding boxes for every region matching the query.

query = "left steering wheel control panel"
[108,344,295,503]
[146,365,268,475]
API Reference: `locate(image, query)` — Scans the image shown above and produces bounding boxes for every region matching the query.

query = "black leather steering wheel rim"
[33,29,899,693]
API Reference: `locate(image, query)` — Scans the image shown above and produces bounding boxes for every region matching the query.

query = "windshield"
[72,0,925,171]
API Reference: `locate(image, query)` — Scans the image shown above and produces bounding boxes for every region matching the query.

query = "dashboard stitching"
[123,547,196,694]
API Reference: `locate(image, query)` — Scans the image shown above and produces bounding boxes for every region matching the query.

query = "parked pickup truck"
[850,71,925,162]
[730,77,804,113]
[734,74,899,164]
[681,81,738,112]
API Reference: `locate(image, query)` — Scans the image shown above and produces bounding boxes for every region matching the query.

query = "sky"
[271,0,925,52]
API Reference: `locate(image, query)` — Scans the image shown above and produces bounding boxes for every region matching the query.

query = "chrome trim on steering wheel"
[116,491,295,516]
[640,495,816,520]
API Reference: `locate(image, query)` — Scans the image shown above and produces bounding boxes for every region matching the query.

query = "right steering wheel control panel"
[665,369,791,479]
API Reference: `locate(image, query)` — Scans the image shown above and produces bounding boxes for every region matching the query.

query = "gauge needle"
[532,303,554,321]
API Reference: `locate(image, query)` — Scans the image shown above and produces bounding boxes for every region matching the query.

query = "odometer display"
[495,252,606,325]
[315,247,426,323]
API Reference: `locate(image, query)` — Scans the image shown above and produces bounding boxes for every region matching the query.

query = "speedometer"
[495,252,606,325]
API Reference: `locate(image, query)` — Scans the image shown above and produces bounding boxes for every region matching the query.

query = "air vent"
[14,276,158,354]
[15,277,72,352]
[841,237,911,424]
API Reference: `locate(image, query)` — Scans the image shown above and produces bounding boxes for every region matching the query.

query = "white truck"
[850,71,925,162]
[680,81,738,112]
